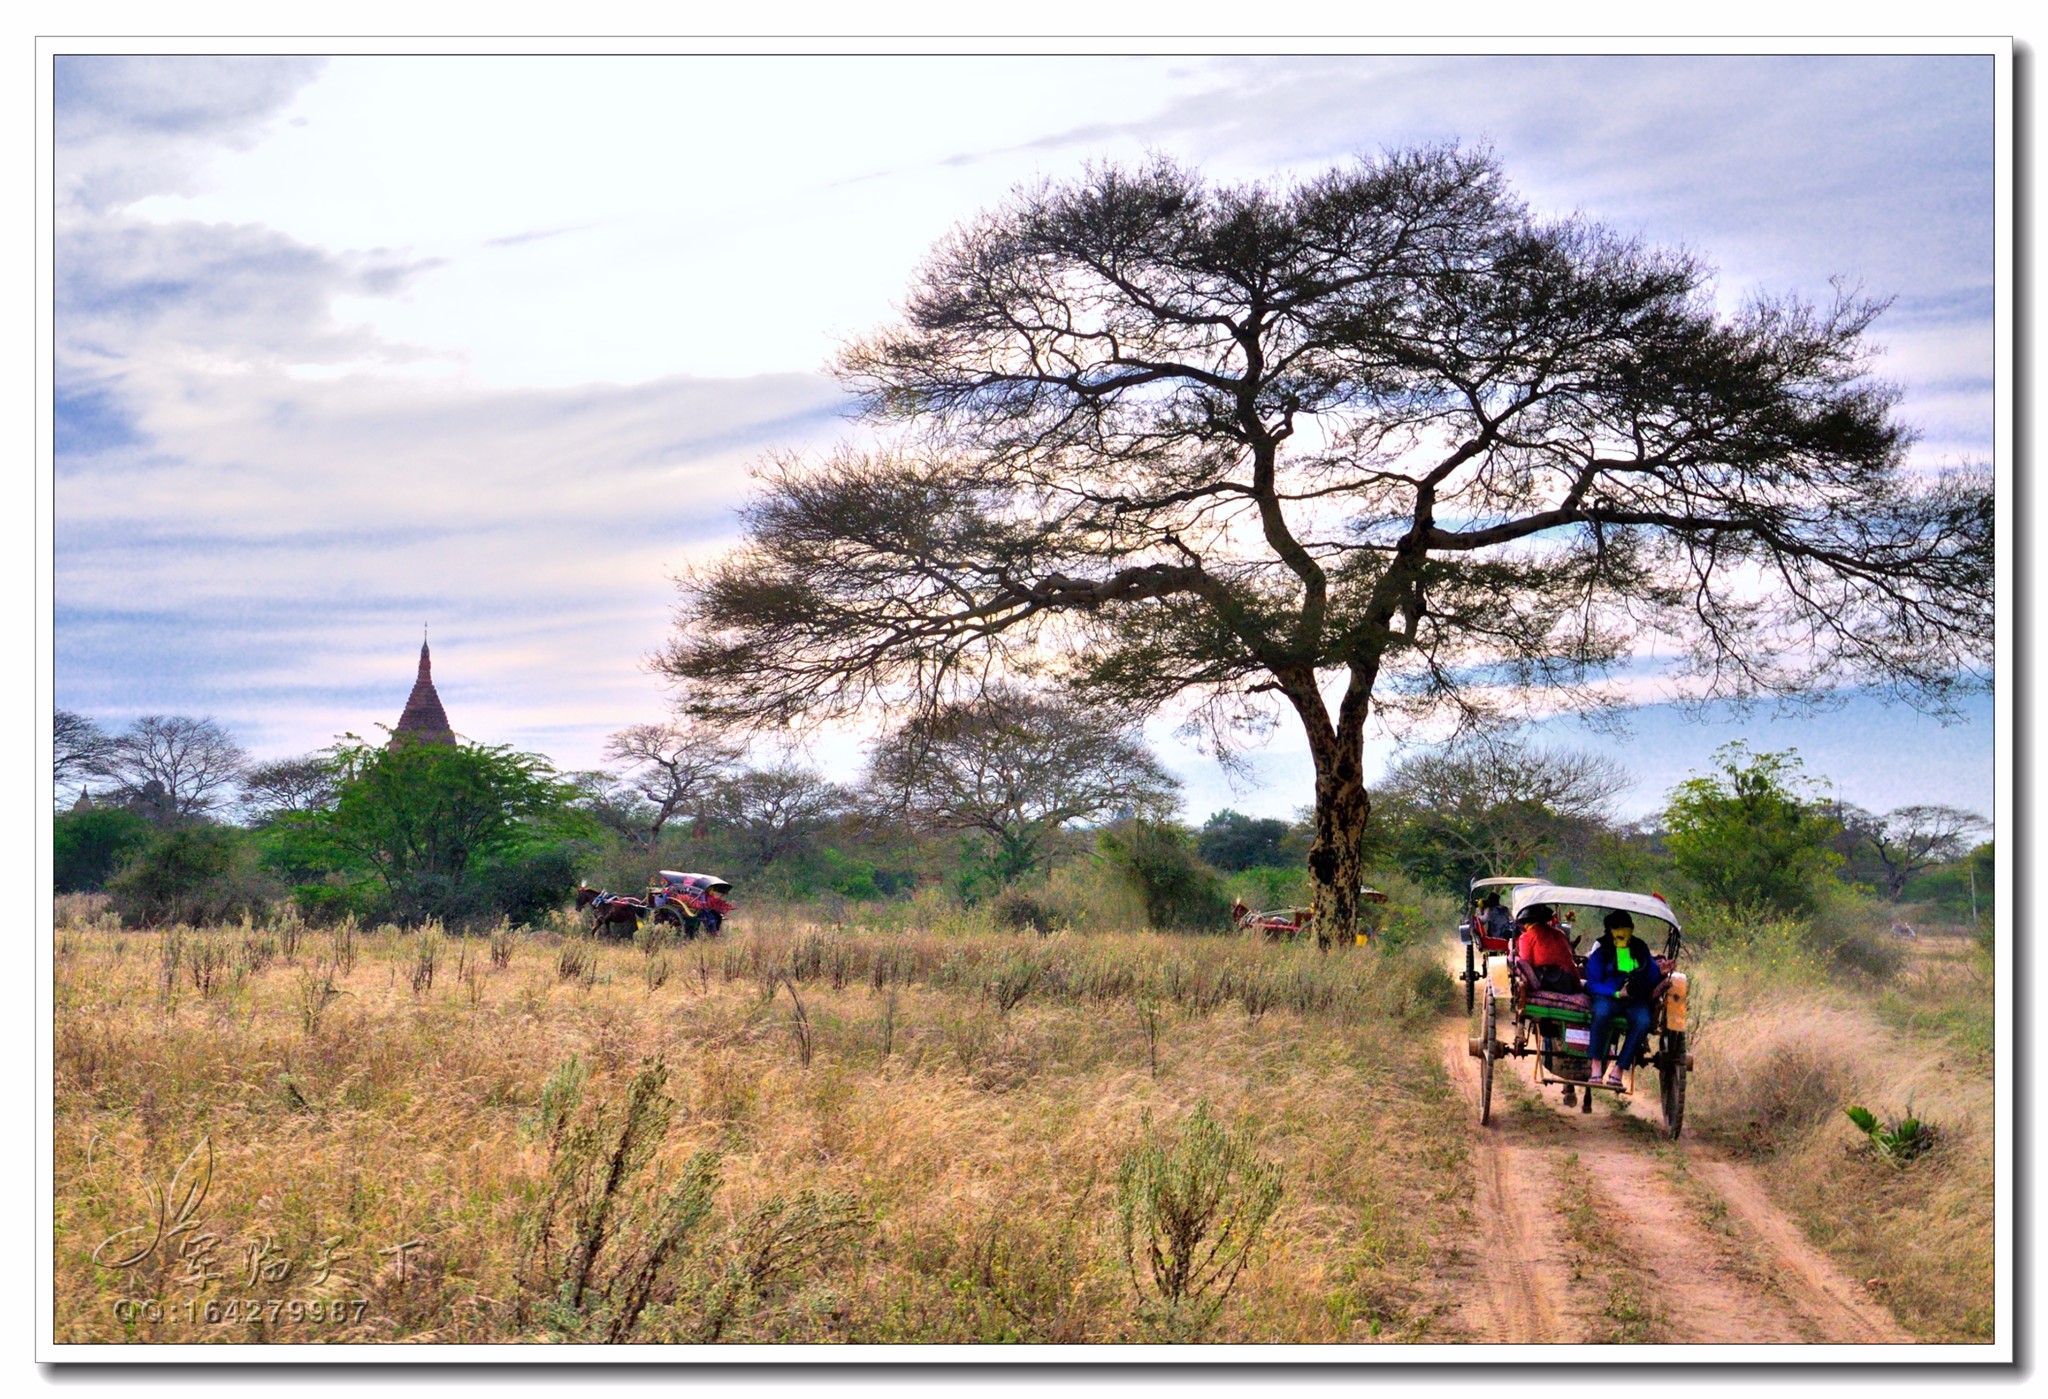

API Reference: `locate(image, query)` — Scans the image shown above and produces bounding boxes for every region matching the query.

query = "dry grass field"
[50,896,1996,1347]
[1682,930,1997,1343]
[52,900,1470,1345]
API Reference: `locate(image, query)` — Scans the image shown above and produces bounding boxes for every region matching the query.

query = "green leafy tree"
[285,737,597,924]
[1662,744,1842,915]
[1195,811,1299,873]
[658,148,1990,942]
[1834,802,1988,900]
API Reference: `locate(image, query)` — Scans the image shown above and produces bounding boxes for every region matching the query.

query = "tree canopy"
[104,714,249,819]
[1663,743,1842,915]
[866,685,1179,887]
[283,737,595,923]
[1836,802,1988,900]
[1376,734,1630,882]
[659,147,1993,937]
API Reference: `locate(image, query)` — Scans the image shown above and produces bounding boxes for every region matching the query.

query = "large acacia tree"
[662,147,1992,938]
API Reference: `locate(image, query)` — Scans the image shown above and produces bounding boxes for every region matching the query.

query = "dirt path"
[1438,1013,1911,1346]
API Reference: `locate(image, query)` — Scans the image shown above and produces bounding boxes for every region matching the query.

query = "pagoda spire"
[390,632,456,747]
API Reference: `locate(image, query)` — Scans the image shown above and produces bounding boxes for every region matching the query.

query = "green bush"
[1226,865,1307,911]
[53,806,153,892]
[1844,1103,1939,1163]
[1095,821,1231,933]
[477,844,585,926]
[990,886,1065,934]
[107,823,281,925]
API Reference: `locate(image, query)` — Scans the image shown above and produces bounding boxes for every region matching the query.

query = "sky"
[49,51,2000,824]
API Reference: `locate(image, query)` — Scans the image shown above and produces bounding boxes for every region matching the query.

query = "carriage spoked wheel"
[1478,990,1497,1126]
[1464,942,1477,1012]
[1659,1032,1687,1140]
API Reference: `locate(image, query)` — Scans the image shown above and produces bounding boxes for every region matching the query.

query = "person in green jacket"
[1583,911,1672,1090]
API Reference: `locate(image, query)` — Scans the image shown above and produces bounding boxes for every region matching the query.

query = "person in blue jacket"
[1583,910,1672,1090]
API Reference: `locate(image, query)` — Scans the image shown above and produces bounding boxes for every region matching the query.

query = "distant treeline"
[53,707,1991,934]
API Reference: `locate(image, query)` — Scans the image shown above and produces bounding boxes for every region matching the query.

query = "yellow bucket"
[1354,932,1371,947]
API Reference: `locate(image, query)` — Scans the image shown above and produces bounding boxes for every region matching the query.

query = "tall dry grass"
[53,915,1466,1344]
[1684,930,1995,1342]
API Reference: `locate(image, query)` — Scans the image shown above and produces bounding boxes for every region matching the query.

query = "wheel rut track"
[1438,1015,1910,1345]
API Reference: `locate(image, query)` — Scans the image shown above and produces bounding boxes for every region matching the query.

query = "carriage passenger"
[1478,892,1513,945]
[1585,911,1673,1091]
[1514,904,1581,994]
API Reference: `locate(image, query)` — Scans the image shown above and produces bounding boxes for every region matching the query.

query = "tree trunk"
[1305,734,1371,947]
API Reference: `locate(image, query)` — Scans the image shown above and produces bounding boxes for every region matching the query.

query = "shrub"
[53,806,153,892]
[106,823,280,926]
[1226,865,1306,912]
[990,886,1063,934]
[477,844,584,927]
[516,1057,723,1342]
[1096,821,1231,932]
[1844,1104,1940,1163]
[1114,1099,1284,1336]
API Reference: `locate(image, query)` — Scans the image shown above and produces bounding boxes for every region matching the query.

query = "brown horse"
[574,885,648,938]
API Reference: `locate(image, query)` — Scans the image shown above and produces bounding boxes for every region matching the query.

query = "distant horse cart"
[574,871,735,939]
[1232,887,1388,947]
[1456,875,1544,1011]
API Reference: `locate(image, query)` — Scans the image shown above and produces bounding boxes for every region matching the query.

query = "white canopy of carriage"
[1509,883,1682,932]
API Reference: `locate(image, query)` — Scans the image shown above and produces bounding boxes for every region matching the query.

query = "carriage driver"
[1584,911,1674,1091]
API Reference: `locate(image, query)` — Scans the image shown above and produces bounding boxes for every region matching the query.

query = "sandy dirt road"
[1437,1009,1910,1346]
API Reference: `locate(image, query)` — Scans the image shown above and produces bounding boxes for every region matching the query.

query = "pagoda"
[389,638,457,747]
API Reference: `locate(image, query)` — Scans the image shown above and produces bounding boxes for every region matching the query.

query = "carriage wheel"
[1478,992,1497,1126]
[652,908,683,937]
[1464,943,1477,1012]
[1660,1032,1687,1140]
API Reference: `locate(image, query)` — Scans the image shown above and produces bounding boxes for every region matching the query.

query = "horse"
[574,885,649,939]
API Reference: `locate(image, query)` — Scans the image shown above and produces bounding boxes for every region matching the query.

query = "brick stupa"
[389,638,456,748]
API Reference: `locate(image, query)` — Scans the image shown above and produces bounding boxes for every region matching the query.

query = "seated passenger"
[1515,902,1585,1105]
[1515,903,1581,994]
[1479,892,1514,945]
[1584,911,1674,1091]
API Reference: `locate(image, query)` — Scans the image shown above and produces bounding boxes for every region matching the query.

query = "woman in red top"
[1516,903,1586,1105]
[1515,904,1582,994]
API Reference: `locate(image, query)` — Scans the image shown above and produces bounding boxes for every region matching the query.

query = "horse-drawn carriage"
[1468,883,1692,1139]
[1457,875,1544,1010]
[575,871,735,939]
